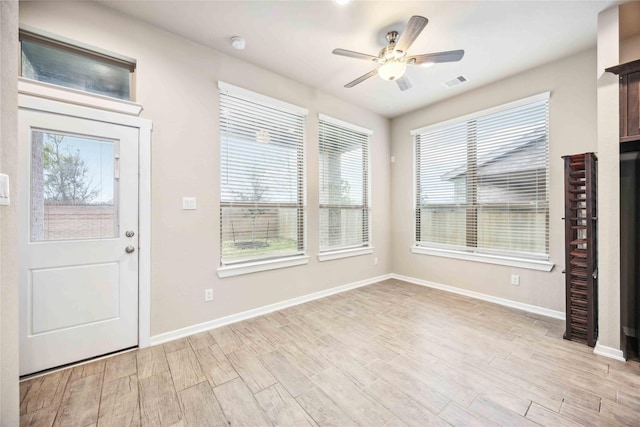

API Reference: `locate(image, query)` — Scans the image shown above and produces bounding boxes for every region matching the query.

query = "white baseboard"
[149,273,393,346]
[390,273,566,320]
[594,341,626,362]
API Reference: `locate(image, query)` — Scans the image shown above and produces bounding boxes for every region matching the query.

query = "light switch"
[182,197,196,210]
[0,174,9,206]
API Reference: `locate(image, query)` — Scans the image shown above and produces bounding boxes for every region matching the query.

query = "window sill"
[318,246,374,262]
[410,245,553,272]
[217,255,310,278]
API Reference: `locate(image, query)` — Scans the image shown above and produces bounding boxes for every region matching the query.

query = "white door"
[19,109,139,376]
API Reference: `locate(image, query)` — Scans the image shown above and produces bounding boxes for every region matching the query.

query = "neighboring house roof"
[441,128,547,181]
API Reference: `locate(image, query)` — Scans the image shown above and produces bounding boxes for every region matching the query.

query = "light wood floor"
[19,279,640,426]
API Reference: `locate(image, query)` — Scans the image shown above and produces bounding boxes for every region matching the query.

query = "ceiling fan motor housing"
[386,30,400,46]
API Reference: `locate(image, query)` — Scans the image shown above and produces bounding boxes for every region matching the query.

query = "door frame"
[18,78,153,348]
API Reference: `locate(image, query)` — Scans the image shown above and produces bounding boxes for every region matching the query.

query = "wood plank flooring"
[19,279,640,426]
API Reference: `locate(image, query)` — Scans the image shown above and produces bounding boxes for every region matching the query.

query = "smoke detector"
[231,36,246,50]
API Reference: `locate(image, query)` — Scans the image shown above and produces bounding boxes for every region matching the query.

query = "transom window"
[413,93,550,260]
[19,28,136,100]
[319,115,371,252]
[219,82,306,265]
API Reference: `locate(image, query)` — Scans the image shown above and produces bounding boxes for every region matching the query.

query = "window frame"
[217,82,309,277]
[317,114,373,260]
[411,92,553,272]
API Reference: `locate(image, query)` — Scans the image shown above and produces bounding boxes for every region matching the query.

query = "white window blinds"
[219,82,306,265]
[319,115,371,252]
[414,93,549,259]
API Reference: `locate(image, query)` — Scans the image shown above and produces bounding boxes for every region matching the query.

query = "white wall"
[0,0,19,424]
[390,49,598,314]
[620,34,640,63]
[19,1,391,337]
[596,6,621,354]
[620,1,640,64]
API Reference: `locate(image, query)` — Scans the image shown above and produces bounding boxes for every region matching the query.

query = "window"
[20,28,136,100]
[219,82,306,266]
[31,130,117,241]
[413,93,549,262]
[319,115,371,254]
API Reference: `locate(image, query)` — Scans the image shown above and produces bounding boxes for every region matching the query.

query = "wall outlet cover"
[182,197,197,210]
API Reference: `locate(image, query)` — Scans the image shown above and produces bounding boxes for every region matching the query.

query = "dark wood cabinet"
[606,59,640,142]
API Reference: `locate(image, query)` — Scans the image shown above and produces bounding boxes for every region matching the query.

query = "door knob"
[125,245,136,254]
[125,230,135,238]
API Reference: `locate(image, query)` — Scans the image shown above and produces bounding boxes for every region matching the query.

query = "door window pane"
[31,130,118,241]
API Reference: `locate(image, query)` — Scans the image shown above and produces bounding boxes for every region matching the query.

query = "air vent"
[442,75,468,88]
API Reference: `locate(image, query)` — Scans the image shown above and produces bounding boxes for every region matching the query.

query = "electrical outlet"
[511,274,520,286]
[204,289,213,301]
[374,257,379,265]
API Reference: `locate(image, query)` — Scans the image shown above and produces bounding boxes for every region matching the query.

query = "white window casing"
[218,82,307,273]
[318,114,372,258]
[412,92,553,270]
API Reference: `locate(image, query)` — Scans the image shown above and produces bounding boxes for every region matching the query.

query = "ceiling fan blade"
[332,48,378,62]
[395,15,428,53]
[344,68,379,88]
[407,50,465,65]
[396,75,412,91]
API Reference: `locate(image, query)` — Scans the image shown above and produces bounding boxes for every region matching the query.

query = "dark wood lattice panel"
[563,153,597,346]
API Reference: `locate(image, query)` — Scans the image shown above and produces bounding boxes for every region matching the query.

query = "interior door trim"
[18,92,153,349]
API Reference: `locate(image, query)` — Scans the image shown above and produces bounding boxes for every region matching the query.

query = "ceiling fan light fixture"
[378,60,406,81]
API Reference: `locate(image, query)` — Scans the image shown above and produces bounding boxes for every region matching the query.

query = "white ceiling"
[101,0,620,118]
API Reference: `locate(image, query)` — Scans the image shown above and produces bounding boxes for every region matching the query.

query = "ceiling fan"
[332,15,464,91]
